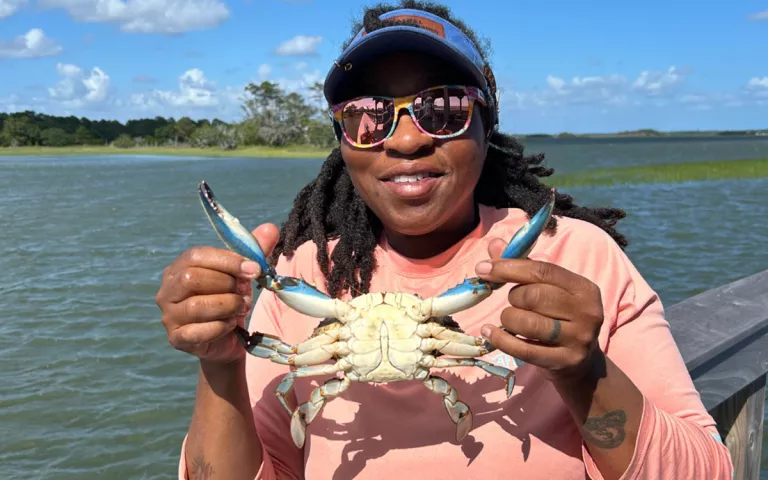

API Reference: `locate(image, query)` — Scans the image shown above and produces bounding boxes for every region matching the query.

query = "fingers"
[251,223,280,258]
[499,305,570,344]
[175,293,252,324]
[169,320,239,352]
[506,284,582,321]
[487,237,508,259]
[481,324,568,369]
[157,222,279,362]
[476,256,596,296]
[165,267,246,304]
[180,246,258,279]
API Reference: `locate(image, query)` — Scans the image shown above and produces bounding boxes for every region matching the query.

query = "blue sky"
[0,0,766,134]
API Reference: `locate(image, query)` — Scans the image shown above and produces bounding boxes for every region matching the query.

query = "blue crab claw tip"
[500,189,556,260]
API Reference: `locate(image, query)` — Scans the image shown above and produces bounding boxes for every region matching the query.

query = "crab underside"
[197,180,556,448]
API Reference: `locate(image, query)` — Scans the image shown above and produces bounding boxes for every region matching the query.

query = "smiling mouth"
[383,172,444,183]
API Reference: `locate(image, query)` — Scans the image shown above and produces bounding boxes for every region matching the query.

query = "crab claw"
[197,181,348,319]
[499,188,556,260]
[427,188,556,317]
[197,180,274,278]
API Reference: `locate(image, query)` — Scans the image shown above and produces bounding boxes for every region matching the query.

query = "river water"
[2,137,768,478]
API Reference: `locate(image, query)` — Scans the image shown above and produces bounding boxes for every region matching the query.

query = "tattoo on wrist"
[191,454,214,480]
[583,410,627,449]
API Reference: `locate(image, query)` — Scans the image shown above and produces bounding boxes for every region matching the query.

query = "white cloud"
[498,66,693,111]
[543,73,628,105]
[0,0,27,18]
[745,76,768,103]
[129,68,249,121]
[132,68,219,108]
[257,64,272,80]
[2,63,329,120]
[632,66,684,97]
[747,77,768,89]
[275,35,322,56]
[37,0,230,34]
[0,28,62,58]
[255,62,323,98]
[748,9,768,20]
[48,62,113,108]
[277,70,323,93]
[0,94,35,112]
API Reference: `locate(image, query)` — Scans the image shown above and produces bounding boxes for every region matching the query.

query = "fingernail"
[481,325,492,339]
[241,261,260,276]
[236,278,251,295]
[475,262,492,275]
[240,296,252,314]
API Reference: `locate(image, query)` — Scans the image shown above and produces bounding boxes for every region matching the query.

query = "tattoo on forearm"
[583,410,627,449]
[191,454,214,480]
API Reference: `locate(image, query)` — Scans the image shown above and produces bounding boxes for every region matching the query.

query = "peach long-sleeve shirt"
[178,204,734,479]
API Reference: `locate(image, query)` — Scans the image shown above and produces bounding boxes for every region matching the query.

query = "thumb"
[251,223,280,258]
[487,237,507,260]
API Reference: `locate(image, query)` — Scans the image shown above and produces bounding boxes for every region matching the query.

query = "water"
[1,137,768,479]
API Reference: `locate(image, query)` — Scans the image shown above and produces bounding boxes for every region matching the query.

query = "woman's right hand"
[156,223,280,364]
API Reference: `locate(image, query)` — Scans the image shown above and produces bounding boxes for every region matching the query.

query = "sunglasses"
[329,85,488,149]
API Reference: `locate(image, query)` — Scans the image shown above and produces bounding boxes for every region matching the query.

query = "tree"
[1,115,42,146]
[75,125,97,145]
[41,128,74,146]
[113,134,135,148]
[0,82,338,151]
[242,81,324,146]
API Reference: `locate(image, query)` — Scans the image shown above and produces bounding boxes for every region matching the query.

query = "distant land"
[2,105,767,159]
[517,128,768,139]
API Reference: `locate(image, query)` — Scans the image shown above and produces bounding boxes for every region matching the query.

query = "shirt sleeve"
[177,282,306,479]
[554,220,734,479]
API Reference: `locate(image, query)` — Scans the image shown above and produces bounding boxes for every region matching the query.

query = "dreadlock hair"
[271,0,629,299]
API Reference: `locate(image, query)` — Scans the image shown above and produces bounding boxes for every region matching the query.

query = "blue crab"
[197,181,556,448]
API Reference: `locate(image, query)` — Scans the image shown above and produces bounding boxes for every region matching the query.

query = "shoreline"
[551,157,768,187]
[0,145,331,158]
[2,147,767,188]
[4,133,768,159]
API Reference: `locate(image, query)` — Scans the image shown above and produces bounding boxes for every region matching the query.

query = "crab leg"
[420,356,517,398]
[274,359,353,416]
[423,375,473,442]
[419,338,489,357]
[290,375,352,448]
[236,330,294,365]
[237,329,349,366]
[428,189,556,317]
[416,322,486,346]
[197,181,349,320]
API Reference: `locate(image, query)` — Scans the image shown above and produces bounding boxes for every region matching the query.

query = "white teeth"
[390,173,435,183]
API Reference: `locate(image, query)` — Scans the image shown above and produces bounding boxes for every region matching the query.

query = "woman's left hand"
[475,238,605,383]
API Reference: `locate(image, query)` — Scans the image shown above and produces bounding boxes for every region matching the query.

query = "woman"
[156,2,734,479]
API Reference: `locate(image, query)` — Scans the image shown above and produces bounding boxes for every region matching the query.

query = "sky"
[0,0,766,134]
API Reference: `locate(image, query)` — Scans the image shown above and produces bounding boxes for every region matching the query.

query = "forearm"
[553,350,644,480]
[185,356,264,480]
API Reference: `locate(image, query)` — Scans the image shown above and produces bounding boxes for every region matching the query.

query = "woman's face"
[339,51,489,237]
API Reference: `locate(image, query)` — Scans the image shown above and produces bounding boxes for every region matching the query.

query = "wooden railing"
[667,268,768,480]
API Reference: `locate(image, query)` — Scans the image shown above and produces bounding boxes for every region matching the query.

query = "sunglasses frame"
[329,85,488,149]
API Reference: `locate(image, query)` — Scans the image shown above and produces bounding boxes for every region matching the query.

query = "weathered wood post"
[666,268,768,480]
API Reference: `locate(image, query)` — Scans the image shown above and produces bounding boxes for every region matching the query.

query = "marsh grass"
[3,147,768,187]
[550,158,768,187]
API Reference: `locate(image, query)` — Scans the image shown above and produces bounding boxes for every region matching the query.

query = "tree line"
[0,81,337,150]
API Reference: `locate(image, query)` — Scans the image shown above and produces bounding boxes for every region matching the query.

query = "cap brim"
[323,27,487,105]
